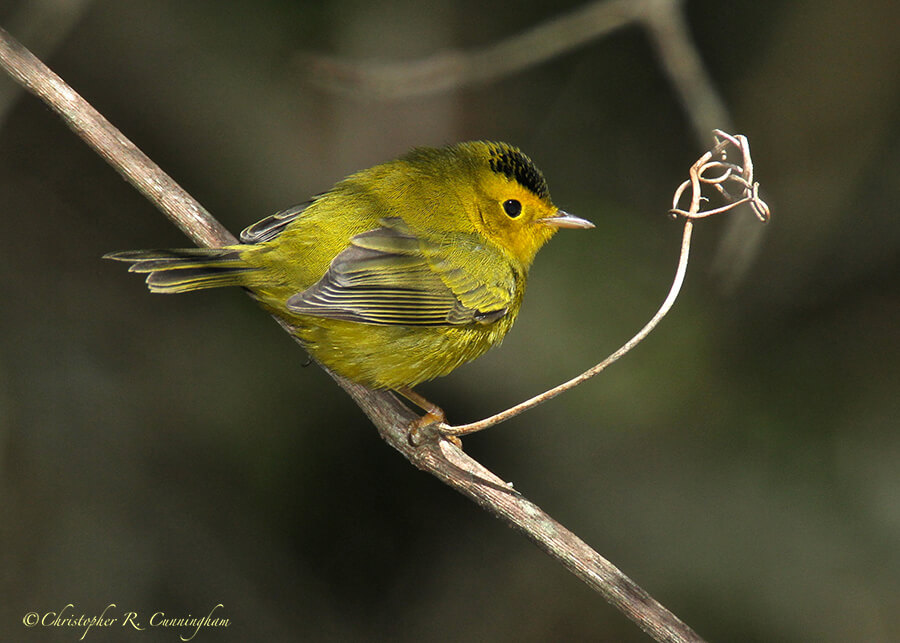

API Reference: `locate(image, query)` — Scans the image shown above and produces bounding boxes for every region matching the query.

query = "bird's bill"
[540,210,594,229]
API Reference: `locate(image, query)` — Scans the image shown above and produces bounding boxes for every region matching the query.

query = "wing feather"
[285,218,515,326]
[240,201,315,244]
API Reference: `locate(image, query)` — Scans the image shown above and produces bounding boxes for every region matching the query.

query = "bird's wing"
[240,200,317,244]
[285,218,514,326]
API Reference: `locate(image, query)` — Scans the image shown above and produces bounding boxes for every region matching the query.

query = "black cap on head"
[485,142,549,200]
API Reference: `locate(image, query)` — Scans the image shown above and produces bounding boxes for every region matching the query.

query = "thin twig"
[639,0,732,141]
[0,26,706,643]
[443,221,693,437]
[443,131,768,438]
[299,0,729,146]
[299,0,638,99]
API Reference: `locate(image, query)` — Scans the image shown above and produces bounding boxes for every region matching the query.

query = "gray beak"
[541,209,594,229]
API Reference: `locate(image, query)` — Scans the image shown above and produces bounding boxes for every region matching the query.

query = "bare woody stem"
[0,28,233,248]
[444,131,768,437]
[0,25,708,643]
[444,221,693,437]
[300,0,730,147]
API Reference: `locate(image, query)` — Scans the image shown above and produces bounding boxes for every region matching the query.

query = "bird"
[106,141,592,426]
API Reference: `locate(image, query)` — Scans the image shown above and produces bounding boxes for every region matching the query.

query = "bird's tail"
[104,247,258,294]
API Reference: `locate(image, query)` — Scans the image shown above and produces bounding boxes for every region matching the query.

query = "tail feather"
[104,248,257,294]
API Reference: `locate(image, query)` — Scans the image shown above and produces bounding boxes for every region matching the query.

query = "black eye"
[502,199,522,218]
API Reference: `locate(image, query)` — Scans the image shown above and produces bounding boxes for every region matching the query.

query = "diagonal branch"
[0,0,95,128]
[0,26,232,249]
[0,26,706,643]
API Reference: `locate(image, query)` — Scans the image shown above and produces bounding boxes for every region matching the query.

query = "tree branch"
[0,0,94,128]
[0,26,705,643]
[299,0,638,100]
[0,26,232,249]
[298,0,730,147]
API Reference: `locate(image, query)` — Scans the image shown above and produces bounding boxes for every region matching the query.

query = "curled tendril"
[670,129,770,223]
[442,129,770,439]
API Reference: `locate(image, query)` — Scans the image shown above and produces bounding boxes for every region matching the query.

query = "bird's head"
[458,141,593,266]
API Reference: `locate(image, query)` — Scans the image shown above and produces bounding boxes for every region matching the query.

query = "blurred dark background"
[1,1,898,641]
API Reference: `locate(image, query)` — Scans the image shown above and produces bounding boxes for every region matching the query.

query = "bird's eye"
[502,199,522,218]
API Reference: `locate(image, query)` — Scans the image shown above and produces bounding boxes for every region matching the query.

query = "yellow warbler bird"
[106,141,592,417]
